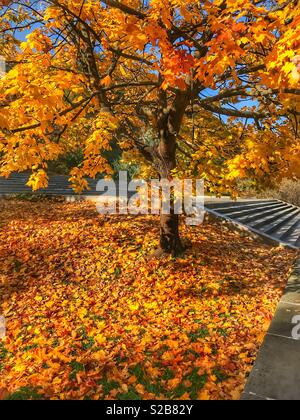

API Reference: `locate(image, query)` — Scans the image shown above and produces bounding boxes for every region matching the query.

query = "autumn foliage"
[0,1,299,401]
[0,0,300,253]
[0,200,296,400]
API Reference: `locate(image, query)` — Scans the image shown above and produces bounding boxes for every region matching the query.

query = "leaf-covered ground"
[0,199,297,400]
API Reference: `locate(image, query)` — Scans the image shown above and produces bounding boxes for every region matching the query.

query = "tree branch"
[101,0,146,20]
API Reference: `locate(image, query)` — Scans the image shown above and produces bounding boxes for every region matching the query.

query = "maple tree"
[0,0,300,255]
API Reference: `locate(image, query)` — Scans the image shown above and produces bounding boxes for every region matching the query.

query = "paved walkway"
[241,257,300,400]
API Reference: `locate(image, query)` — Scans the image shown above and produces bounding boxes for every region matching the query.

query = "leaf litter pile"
[0,199,297,400]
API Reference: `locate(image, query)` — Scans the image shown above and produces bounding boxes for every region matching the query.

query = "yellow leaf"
[95,334,106,345]
[128,301,139,311]
[101,75,112,88]
[78,308,87,320]
[199,390,210,400]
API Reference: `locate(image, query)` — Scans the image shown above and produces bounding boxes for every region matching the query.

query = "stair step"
[229,203,290,223]
[205,200,277,210]
[214,201,285,216]
[281,220,300,245]
[250,206,298,230]
[276,217,300,242]
[205,198,300,249]
[264,209,300,235]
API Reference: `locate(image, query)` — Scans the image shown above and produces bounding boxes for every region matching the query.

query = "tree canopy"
[0,0,299,252]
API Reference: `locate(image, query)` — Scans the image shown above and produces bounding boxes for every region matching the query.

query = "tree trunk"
[159,213,184,256]
[155,135,185,256]
[154,89,190,256]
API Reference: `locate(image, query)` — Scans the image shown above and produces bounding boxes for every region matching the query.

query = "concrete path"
[241,258,300,400]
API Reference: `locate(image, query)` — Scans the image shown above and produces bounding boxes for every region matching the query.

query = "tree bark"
[153,89,190,256]
[156,136,184,256]
[159,213,184,256]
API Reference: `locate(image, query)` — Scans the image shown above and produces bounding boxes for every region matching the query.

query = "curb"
[241,256,300,400]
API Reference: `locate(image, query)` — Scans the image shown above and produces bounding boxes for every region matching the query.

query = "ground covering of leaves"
[0,199,297,400]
